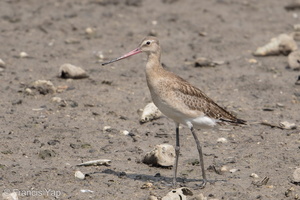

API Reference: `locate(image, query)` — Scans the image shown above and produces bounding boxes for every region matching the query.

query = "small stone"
[122,130,130,135]
[51,97,62,103]
[250,173,259,178]
[59,63,88,79]
[293,168,300,183]
[75,170,85,180]
[85,27,94,35]
[220,165,229,172]
[143,144,175,167]
[19,52,29,58]
[141,182,154,189]
[47,140,60,146]
[229,168,239,173]
[248,58,258,64]
[103,126,112,132]
[217,137,228,143]
[25,88,33,95]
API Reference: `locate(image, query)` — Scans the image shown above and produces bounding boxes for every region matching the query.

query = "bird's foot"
[195,179,226,189]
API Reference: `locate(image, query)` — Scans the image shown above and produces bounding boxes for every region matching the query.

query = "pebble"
[51,97,62,103]
[162,187,193,200]
[75,170,85,180]
[143,144,175,167]
[2,192,18,200]
[59,63,89,79]
[122,130,130,135]
[193,193,207,200]
[217,137,228,143]
[19,51,29,58]
[85,27,94,35]
[253,34,298,56]
[38,149,56,159]
[293,167,300,183]
[288,50,300,70]
[250,173,259,178]
[139,102,162,123]
[103,126,112,132]
[220,165,229,172]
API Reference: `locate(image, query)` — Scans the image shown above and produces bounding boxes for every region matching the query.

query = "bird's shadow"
[87,168,219,188]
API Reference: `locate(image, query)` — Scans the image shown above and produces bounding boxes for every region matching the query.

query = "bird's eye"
[146,41,151,45]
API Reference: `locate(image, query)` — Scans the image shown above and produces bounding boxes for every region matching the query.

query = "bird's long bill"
[102,48,142,66]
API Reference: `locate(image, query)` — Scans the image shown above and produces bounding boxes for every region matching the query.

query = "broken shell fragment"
[162,187,193,200]
[279,121,297,130]
[2,192,18,200]
[288,50,300,70]
[76,159,111,166]
[30,80,56,95]
[253,34,298,56]
[59,63,89,79]
[0,58,6,68]
[143,144,175,167]
[139,102,162,123]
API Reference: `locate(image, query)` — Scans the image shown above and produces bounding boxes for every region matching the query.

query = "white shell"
[2,192,18,200]
[288,50,300,70]
[76,159,111,166]
[254,34,298,56]
[140,102,162,123]
[217,137,228,143]
[162,187,193,200]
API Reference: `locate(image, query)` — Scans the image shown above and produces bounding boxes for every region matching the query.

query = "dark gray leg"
[173,123,180,186]
[188,123,207,188]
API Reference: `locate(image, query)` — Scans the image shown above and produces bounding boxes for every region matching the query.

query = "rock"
[31,80,56,95]
[2,192,18,200]
[139,102,162,123]
[253,34,298,56]
[229,168,239,173]
[59,63,89,79]
[288,50,300,70]
[279,121,297,130]
[162,187,193,200]
[193,57,225,67]
[143,144,175,167]
[250,173,259,178]
[292,167,300,183]
[75,170,85,180]
[217,137,228,143]
[51,97,62,103]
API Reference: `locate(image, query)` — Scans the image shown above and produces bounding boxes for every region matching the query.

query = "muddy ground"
[0,0,300,199]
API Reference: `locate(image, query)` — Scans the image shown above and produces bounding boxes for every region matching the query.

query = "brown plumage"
[102,36,246,188]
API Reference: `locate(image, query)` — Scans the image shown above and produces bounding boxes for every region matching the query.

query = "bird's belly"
[152,96,217,129]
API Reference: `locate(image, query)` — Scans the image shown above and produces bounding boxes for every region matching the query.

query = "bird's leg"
[173,123,180,186]
[188,122,207,188]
